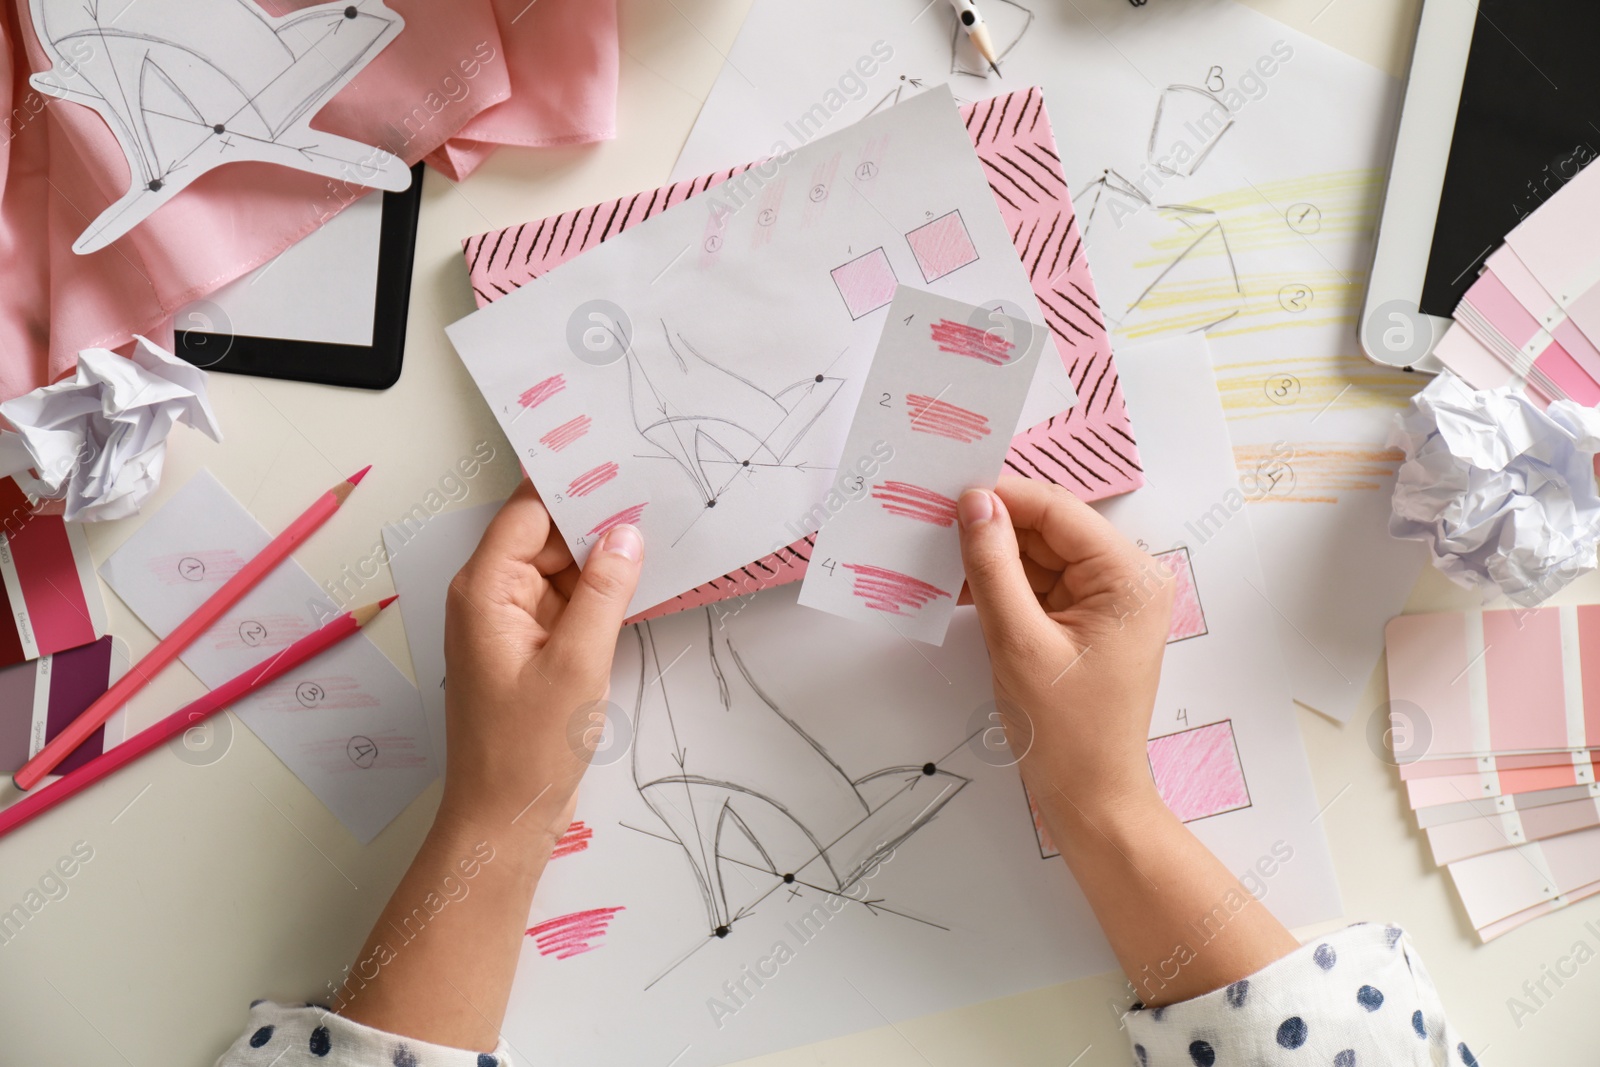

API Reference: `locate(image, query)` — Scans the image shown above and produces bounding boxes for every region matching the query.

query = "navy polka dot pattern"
[310,1026,332,1057]
[216,1003,515,1067]
[1276,1017,1307,1049]
[1123,925,1471,1067]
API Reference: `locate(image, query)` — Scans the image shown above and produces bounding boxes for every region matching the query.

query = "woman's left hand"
[439,479,643,846]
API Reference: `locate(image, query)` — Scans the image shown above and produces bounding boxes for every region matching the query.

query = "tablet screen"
[1420,0,1600,316]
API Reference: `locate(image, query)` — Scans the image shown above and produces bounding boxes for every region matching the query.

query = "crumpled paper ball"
[0,336,221,522]
[1389,370,1600,605]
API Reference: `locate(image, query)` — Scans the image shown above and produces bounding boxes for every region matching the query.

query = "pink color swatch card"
[798,288,1046,644]
[0,477,108,668]
[1505,158,1600,357]
[459,86,1140,622]
[1427,794,1600,865]
[1404,756,1599,811]
[1384,606,1600,760]
[1449,822,1600,929]
[1414,781,1600,830]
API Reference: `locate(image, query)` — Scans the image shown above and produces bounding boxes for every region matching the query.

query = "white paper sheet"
[670,0,1422,722]
[177,192,385,348]
[100,471,436,843]
[27,0,412,254]
[383,503,500,772]
[446,88,1062,617]
[799,288,1045,643]
[443,334,1338,1067]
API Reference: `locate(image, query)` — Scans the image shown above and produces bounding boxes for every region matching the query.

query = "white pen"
[946,0,1001,75]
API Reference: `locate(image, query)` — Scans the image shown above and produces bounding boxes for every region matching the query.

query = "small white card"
[799,288,1045,643]
[100,471,436,843]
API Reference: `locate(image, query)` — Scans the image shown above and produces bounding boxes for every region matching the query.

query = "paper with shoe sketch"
[445,88,1065,618]
[26,0,412,254]
[459,85,1134,626]
[460,332,1338,1067]
[798,288,1046,643]
[100,471,436,843]
[672,0,1420,724]
[383,502,499,771]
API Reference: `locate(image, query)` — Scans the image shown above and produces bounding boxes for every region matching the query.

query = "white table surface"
[4,1,1592,1063]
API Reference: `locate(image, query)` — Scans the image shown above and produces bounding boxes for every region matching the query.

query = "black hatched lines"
[1005,350,1138,495]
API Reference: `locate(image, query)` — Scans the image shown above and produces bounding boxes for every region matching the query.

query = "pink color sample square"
[1157,547,1207,642]
[907,210,979,283]
[1483,608,1569,752]
[1147,721,1250,822]
[830,247,898,319]
[1384,613,1476,757]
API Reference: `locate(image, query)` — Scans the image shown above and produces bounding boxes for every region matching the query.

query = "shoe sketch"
[1079,169,1243,334]
[28,0,413,254]
[626,322,844,508]
[630,610,968,937]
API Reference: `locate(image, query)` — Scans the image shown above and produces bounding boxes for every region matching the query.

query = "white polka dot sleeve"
[1124,924,1479,1067]
[212,1002,514,1067]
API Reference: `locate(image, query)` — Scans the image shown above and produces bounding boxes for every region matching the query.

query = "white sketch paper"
[28,0,413,254]
[671,0,1422,722]
[447,334,1340,1067]
[383,502,499,772]
[799,288,1046,643]
[445,88,1061,618]
[100,471,436,843]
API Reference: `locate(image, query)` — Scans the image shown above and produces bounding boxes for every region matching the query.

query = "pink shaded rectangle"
[1399,748,1600,781]
[830,247,898,319]
[1483,609,1569,752]
[1383,614,1476,758]
[907,210,979,283]
[1579,605,1600,744]
[8,510,97,656]
[462,88,1142,622]
[1156,547,1206,643]
[1147,721,1250,822]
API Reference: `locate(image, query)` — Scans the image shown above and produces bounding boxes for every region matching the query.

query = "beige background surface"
[3,0,1593,1063]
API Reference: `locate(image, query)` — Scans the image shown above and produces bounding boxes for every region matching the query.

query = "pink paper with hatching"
[462,87,1142,621]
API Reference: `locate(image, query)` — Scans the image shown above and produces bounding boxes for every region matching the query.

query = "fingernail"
[958,489,994,529]
[600,524,643,562]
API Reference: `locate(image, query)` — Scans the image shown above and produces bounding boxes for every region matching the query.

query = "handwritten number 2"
[879,392,891,408]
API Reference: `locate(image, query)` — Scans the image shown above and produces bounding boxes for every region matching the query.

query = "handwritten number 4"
[822,558,838,576]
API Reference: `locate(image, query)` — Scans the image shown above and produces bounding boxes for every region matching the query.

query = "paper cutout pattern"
[461,88,1141,622]
[28,0,413,254]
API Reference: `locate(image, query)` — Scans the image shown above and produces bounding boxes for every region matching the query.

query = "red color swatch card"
[0,477,107,667]
[460,87,1140,621]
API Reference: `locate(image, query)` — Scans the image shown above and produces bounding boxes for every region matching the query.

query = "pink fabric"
[0,0,618,403]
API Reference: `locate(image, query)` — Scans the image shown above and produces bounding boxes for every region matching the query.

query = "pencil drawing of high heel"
[626,322,844,507]
[28,0,413,253]
[631,610,968,937]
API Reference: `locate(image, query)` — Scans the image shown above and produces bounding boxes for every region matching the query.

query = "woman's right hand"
[956,476,1174,821]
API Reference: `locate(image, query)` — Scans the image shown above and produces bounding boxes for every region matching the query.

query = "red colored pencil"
[0,598,396,839]
[13,467,371,791]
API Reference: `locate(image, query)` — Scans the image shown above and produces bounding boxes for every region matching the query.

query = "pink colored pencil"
[0,598,395,839]
[13,467,371,791]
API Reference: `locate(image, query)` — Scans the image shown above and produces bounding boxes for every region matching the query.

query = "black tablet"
[1362,0,1600,366]
[174,163,425,390]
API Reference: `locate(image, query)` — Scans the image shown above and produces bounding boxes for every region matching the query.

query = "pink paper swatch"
[830,248,900,319]
[907,210,980,283]
[1147,721,1251,823]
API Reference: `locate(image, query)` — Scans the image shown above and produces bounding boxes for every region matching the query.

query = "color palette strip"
[0,478,107,667]
[0,636,127,776]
